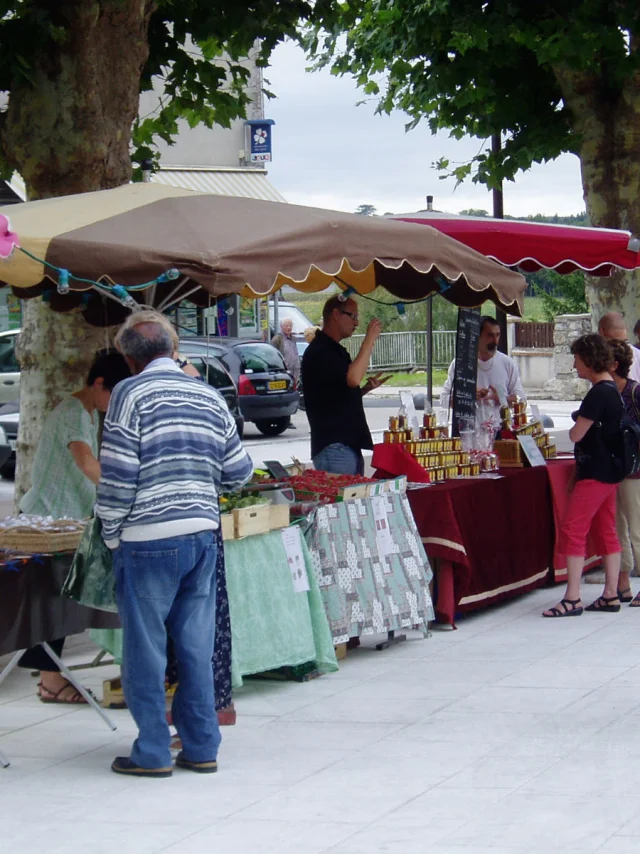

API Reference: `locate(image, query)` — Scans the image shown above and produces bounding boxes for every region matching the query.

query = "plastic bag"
[60,517,117,612]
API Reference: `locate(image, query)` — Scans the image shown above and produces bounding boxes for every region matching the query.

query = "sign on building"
[246,119,275,163]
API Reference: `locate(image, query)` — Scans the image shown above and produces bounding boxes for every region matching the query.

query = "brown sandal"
[37,681,89,705]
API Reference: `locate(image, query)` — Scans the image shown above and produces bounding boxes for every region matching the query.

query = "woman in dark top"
[543,334,624,617]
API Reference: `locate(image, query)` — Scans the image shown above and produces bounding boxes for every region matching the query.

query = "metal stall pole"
[426,296,434,407]
[272,292,279,339]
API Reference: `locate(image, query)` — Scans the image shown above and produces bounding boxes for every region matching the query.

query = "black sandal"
[618,588,633,603]
[542,598,583,618]
[585,596,621,613]
[630,592,640,608]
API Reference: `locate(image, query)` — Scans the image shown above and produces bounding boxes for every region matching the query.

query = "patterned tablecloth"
[303,492,434,645]
[224,528,338,687]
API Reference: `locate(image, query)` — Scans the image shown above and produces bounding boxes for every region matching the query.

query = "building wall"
[138,50,265,169]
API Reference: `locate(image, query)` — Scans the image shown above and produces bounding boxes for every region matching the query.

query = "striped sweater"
[96,359,253,544]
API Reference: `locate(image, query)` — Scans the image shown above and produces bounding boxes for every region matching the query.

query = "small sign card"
[281,526,310,593]
[371,495,395,558]
[530,404,542,422]
[517,434,547,467]
[495,383,508,408]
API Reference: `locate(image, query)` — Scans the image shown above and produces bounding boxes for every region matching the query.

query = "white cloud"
[265,40,584,218]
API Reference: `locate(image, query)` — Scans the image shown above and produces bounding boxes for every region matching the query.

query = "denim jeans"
[113,530,220,769]
[312,443,364,475]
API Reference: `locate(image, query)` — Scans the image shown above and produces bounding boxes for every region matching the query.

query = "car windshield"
[269,304,313,335]
[236,343,285,372]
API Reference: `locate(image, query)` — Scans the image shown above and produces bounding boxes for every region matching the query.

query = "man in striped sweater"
[96,312,252,778]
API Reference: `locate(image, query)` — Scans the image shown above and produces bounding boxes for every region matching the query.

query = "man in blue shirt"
[97,312,252,778]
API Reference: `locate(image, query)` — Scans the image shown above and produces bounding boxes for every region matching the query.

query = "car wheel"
[254,417,290,437]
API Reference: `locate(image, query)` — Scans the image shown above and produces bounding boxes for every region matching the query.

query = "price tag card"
[281,526,310,593]
[530,404,541,421]
[517,435,547,467]
[371,495,396,558]
[400,390,421,437]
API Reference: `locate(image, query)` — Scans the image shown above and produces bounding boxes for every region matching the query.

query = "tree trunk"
[14,301,112,505]
[552,65,640,326]
[0,1,153,507]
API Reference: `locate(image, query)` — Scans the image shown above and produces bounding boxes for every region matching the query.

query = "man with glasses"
[301,294,387,474]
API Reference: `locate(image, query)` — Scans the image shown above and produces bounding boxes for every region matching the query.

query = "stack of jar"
[499,400,557,460]
[383,412,482,480]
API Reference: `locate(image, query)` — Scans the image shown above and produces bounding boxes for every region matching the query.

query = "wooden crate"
[494,439,525,468]
[221,513,235,541]
[234,503,271,538]
[268,503,290,530]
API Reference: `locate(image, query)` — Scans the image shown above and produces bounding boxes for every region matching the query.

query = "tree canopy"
[0,0,322,193]
[304,1,640,316]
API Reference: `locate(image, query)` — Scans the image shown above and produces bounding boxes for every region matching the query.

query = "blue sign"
[247,119,275,163]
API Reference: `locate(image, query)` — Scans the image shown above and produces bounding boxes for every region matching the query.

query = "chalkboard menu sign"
[451,308,481,436]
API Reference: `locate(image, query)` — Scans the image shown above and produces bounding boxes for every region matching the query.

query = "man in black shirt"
[301,294,387,474]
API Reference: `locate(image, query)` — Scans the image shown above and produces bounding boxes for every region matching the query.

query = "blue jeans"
[113,531,220,769]
[312,443,364,475]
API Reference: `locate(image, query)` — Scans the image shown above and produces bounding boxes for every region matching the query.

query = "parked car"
[185,353,244,438]
[180,338,299,436]
[0,353,243,479]
[0,401,18,477]
[0,328,20,403]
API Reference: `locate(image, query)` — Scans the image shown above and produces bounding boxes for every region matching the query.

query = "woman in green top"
[18,351,130,703]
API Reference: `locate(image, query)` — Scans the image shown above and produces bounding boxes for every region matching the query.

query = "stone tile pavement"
[1,580,639,853]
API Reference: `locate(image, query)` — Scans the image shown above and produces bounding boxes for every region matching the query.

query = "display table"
[405,459,599,625]
[408,466,556,625]
[0,552,118,656]
[303,492,434,645]
[224,528,338,686]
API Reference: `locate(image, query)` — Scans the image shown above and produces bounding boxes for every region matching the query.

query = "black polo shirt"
[301,330,373,458]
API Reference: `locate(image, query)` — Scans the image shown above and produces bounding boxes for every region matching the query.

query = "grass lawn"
[383,369,448,387]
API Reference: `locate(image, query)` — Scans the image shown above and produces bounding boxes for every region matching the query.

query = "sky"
[265,40,585,219]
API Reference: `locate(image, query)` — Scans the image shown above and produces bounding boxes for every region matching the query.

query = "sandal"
[630,592,640,608]
[618,588,633,603]
[37,681,89,705]
[585,596,621,613]
[542,598,583,618]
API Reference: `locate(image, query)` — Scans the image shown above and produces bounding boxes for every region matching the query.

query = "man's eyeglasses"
[340,310,358,321]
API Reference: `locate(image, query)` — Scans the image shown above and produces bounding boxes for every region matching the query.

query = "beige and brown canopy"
[0,183,526,326]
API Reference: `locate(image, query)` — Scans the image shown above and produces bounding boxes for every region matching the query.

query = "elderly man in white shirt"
[598,312,640,382]
[440,316,526,421]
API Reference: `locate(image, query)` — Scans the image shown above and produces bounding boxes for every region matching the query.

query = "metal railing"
[343,331,456,370]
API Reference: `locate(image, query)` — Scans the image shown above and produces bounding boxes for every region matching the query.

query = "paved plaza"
[1,579,639,854]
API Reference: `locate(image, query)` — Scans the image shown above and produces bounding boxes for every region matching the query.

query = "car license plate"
[268,380,287,391]
[9,439,16,451]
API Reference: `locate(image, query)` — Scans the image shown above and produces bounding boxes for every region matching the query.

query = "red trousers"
[557,478,620,558]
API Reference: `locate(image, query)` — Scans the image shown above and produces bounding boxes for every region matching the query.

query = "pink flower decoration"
[0,214,19,259]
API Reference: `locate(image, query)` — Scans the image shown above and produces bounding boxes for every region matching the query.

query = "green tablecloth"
[93,530,338,689]
[225,529,338,687]
[303,492,435,644]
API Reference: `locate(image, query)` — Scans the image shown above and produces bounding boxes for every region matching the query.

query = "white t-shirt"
[440,350,526,412]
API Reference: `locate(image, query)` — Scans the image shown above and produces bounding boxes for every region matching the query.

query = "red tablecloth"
[406,466,556,624]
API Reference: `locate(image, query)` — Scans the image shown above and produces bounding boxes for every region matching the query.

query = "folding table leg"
[0,650,27,768]
[42,642,117,732]
[0,650,25,688]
